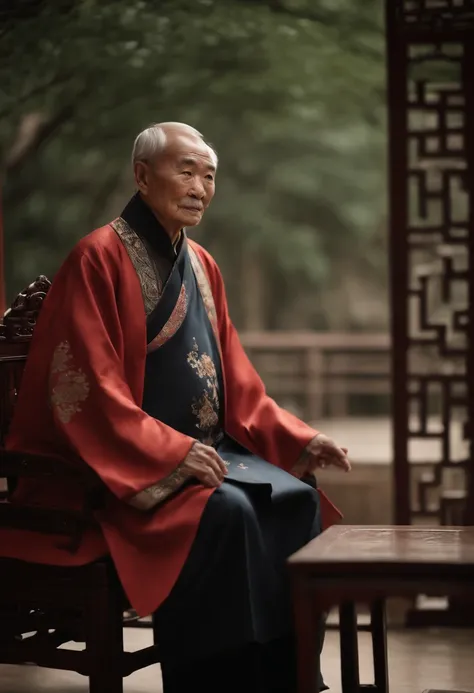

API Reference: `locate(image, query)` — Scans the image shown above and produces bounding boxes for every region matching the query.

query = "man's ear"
[134,161,149,194]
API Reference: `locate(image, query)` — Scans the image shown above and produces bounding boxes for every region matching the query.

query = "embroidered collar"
[120,193,181,260]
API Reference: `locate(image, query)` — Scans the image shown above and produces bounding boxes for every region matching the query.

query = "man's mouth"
[181,205,203,213]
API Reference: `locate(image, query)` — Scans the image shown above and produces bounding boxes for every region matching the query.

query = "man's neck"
[139,193,181,244]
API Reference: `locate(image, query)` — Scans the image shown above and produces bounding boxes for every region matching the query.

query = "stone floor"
[0,627,473,692]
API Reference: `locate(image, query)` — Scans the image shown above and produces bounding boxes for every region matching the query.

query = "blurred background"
[1,0,388,526]
[1,0,387,331]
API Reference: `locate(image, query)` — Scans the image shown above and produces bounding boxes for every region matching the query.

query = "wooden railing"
[239,332,391,421]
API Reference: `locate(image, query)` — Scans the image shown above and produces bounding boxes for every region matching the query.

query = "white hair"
[131,121,217,168]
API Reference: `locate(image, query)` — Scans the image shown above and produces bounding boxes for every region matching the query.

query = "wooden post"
[0,183,6,314]
[304,347,323,423]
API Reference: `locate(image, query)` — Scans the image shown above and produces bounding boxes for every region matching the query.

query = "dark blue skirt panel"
[154,438,321,663]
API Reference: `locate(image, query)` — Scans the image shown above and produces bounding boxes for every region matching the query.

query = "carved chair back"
[0,276,101,547]
[0,276,51,446]
[0,276,51,500]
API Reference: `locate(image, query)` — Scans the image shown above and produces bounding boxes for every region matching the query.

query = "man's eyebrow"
[179,155,216,172]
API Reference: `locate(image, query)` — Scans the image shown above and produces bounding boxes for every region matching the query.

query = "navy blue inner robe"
[119,194,325,689]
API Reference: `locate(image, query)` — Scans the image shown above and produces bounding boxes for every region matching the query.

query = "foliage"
[0,0,387,329]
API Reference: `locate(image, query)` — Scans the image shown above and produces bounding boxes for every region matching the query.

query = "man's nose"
[190,179,205,198]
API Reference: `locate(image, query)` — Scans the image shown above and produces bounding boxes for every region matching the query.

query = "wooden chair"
[0,276,388,692]
[0,276,159,693]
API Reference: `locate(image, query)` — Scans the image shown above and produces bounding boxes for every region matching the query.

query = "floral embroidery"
[191,391,219,429]
[188,246,220,347]
[187,338,217,379]
[187,338,220,439]
[147,282,189,353]
[111,217,162,316]
[237,463,248,470]
[129,463,190,511]
[49,341,90,424]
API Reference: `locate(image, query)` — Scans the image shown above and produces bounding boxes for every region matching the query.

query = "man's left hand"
[295,433,351,477]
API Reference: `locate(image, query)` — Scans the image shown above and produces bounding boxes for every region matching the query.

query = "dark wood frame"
[387,0,474,626]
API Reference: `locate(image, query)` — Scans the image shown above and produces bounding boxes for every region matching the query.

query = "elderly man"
[6,122,350,693]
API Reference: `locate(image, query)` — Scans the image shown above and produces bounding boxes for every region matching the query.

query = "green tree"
[1,0,387,330]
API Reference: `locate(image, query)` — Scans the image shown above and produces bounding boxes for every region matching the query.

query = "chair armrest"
[0,449,107,551]
[0,449,102,490]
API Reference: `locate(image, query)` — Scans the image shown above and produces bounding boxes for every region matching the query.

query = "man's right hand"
[182,441,228,488]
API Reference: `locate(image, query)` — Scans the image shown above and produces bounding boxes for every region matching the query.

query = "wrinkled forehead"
[163,134,217,170]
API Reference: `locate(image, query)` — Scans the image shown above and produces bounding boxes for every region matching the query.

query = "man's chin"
[180,214,203,228]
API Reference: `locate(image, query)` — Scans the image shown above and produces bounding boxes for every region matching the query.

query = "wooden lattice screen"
[387,0,474,625]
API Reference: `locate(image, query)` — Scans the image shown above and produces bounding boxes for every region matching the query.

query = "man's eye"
[206,175,214,181]
[182,170,192,177]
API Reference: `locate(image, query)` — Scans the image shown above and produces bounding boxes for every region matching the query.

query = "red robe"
[1,223,321,616]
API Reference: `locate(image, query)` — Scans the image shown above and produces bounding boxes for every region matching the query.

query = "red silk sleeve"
[9,243,195,501]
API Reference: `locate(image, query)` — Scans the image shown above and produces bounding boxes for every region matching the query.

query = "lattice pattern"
[397,0,474,27]
[395,36,473,525]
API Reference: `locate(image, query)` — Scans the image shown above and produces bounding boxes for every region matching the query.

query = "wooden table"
[288,525,474,693]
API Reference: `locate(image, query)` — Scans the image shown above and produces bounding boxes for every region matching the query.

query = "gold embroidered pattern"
[49,341,90,424]
[128,463,190,511]
[111,217,162,316]
[147,282,189,353]
[187,338,220,438]
[191,391,219,430]
[188,246,220,346]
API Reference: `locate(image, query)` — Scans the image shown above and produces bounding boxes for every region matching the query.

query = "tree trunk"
[241,243,266,330]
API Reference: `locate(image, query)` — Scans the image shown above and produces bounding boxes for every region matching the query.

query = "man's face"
[135,134,216,236]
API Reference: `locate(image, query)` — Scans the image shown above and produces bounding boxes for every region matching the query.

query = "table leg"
[339,602,360,693]
[293,578,321,693]
[370,600,389,693]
